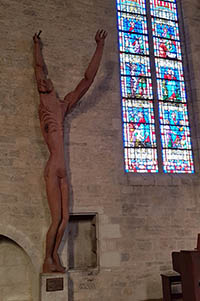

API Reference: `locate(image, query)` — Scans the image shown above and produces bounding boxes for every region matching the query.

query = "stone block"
[101,224,121,239]
[4,297,31,301]
[40,273,68,301]
[101,251,121,267]
[120,253,130,262]
[154,174,172,186]
[111,118,121,130]
[127,174,155,186]
[2,285,32,301]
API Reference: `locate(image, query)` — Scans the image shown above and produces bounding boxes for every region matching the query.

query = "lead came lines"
[117,0,194,173]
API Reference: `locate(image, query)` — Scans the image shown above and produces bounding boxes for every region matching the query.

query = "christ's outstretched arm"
[33,32,54,94]
[64,29,107,111]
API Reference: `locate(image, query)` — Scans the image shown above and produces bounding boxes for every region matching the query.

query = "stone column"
[40,272,68,301]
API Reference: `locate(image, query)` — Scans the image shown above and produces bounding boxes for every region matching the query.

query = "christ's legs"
[53,176,69,270]
[43,173,62,273]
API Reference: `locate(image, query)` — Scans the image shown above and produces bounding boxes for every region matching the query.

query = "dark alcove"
[68,213,98,271]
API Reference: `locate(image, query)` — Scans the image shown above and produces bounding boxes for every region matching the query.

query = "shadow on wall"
[64,60,115,213]
[63,61,114,301]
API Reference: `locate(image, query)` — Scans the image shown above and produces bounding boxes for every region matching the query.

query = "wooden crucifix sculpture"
[33,30,107,273]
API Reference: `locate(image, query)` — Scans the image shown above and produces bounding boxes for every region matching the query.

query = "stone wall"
[0,236,33,301]
[0,0,200,300]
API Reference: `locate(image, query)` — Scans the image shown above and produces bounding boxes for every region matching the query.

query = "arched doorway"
[0,225,41,301]
[0,235,33,300]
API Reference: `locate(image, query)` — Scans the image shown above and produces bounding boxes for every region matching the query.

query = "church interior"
[0,0,200,300]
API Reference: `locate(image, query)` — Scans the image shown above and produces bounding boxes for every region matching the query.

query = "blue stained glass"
[121,76,153,99]
[117,12,148,34]
[117,0,194,173]
[152,18,179,40]
[151,0,195,173]
[153,38,182,60]
[124,123,156,148]
[155,59,184,81]
[157,79,186,102]
[117,0,146,15]
[162,149,194,173]
[120,53,151,76]
[160,125,191,149]
[122,99,154,123]
[150,0,178,21]
[119,32,149,54]
[159,103,189,126]
[124,148,158,172]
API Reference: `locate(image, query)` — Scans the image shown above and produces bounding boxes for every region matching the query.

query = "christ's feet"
[43,257,66,273]
[53,253,66,273]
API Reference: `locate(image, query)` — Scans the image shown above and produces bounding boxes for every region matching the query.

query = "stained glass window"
[117,0,158,173]
[117,0,194,173]
[150,0,177,21]
[119,32,149,54]
[153,38,182,60]
[151,18,179,40]
[118,11,148,33]
[117,0,146,15]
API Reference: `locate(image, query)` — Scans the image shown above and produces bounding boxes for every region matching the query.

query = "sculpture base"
[40,272,68,301]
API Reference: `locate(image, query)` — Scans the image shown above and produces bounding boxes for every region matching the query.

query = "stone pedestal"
[40,272,68,301]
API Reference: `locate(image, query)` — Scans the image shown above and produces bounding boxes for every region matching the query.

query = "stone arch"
[0,223,41,301]
[0,223,41,271]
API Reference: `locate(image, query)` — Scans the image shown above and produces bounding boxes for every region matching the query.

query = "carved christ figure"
[33,30,107,273]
